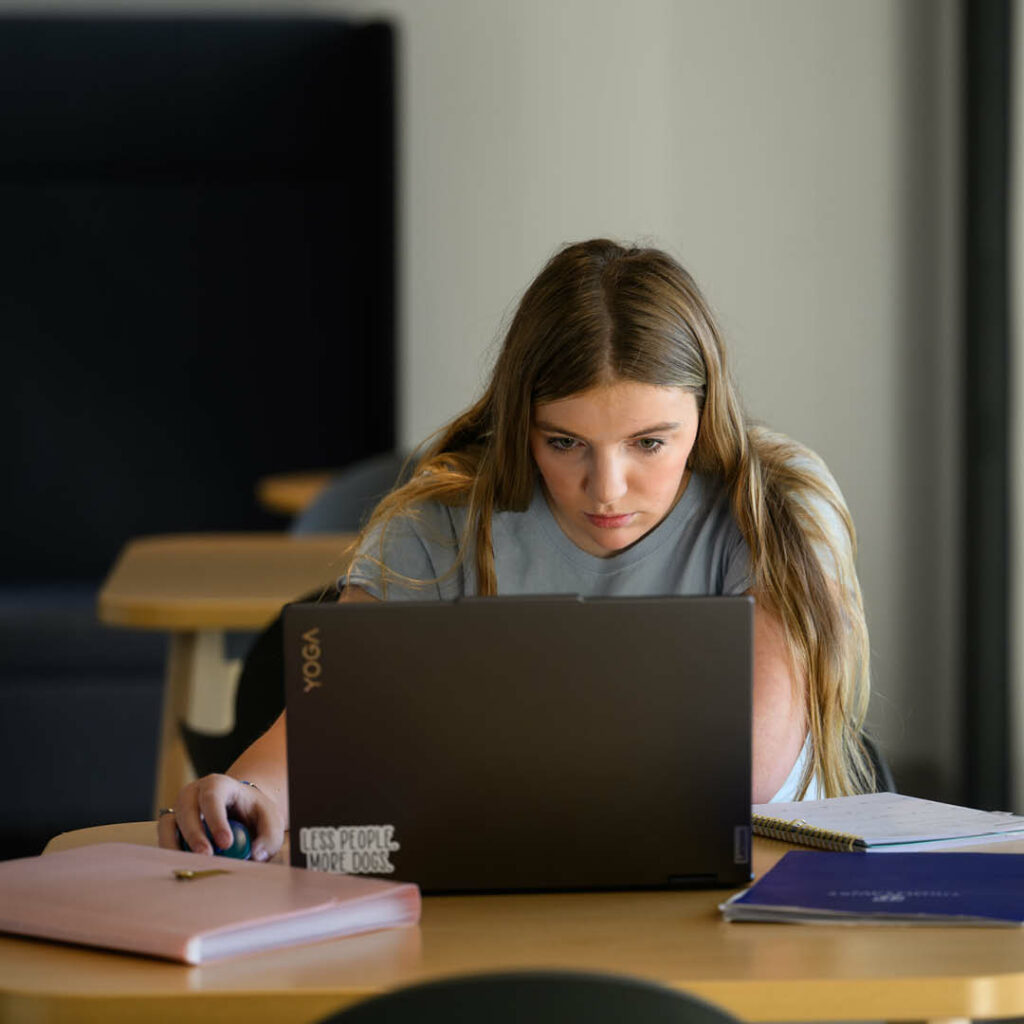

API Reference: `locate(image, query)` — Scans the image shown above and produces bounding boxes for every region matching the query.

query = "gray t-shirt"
[344,471,752,600]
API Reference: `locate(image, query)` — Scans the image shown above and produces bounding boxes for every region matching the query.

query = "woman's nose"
[586,452,628,506]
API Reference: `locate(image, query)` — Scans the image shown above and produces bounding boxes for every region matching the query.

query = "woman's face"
[529,380,700,557]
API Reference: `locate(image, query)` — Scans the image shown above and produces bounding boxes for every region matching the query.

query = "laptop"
[284,595,753,892]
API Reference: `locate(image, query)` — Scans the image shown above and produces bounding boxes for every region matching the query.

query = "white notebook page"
[753,792,1024,847]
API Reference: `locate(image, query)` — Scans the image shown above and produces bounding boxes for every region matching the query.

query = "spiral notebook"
[752,792,1024,852]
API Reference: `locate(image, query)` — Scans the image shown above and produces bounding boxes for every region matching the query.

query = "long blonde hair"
[353,239,874,796]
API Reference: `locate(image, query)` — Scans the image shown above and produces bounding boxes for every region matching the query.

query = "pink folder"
[0,843,421,964]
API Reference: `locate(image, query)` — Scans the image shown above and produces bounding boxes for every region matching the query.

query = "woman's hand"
[157,773,285,862]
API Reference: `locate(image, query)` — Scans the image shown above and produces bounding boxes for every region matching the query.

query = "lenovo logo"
[301,627,323,693]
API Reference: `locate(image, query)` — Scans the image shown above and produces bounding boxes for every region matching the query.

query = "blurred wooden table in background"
[256,470,334,516]
[99,533,353,813]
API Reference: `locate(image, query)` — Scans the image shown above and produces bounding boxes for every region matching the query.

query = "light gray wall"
[336,0,961,798]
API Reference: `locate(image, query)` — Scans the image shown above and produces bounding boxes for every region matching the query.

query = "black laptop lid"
[284,595,752,892]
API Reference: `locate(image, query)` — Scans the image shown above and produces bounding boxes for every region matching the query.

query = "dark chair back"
[863,732,897,793]
[318,970,741,1024]
[291,451,411,534]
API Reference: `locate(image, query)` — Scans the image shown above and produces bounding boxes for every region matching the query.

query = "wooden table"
[99,533,354,814]
[256,470,334,516]
[1,824,1020,1023]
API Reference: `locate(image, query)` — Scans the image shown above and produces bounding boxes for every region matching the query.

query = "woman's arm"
[750,597,807,803]
[157,584,379,858]
[226,577,379,825]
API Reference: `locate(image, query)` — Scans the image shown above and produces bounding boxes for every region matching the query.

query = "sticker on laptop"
[299,825,400,874]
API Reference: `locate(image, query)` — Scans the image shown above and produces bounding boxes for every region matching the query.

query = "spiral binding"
[751,814,864,852]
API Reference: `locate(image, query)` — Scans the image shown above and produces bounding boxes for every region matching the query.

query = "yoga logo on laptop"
[299,825,400,874]
[300,627,323,693]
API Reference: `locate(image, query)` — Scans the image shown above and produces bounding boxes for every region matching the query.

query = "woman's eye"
[636,438,665,454]
[547,436,578,453]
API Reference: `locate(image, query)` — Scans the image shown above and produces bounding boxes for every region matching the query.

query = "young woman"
[159,238,874,862]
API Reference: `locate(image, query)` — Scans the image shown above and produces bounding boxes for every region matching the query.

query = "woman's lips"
[584,512,635,529]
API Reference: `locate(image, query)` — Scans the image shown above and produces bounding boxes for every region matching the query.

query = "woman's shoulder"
[750,428,848,513]
[750,426,839,480]
[753,428,856,578]
[357,496,465,553]
[343,496,469,598]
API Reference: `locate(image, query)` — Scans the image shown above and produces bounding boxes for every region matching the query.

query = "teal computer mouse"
[178,818,251,859]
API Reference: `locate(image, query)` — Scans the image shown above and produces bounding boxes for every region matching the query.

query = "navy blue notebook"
[720,851,1024,926]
